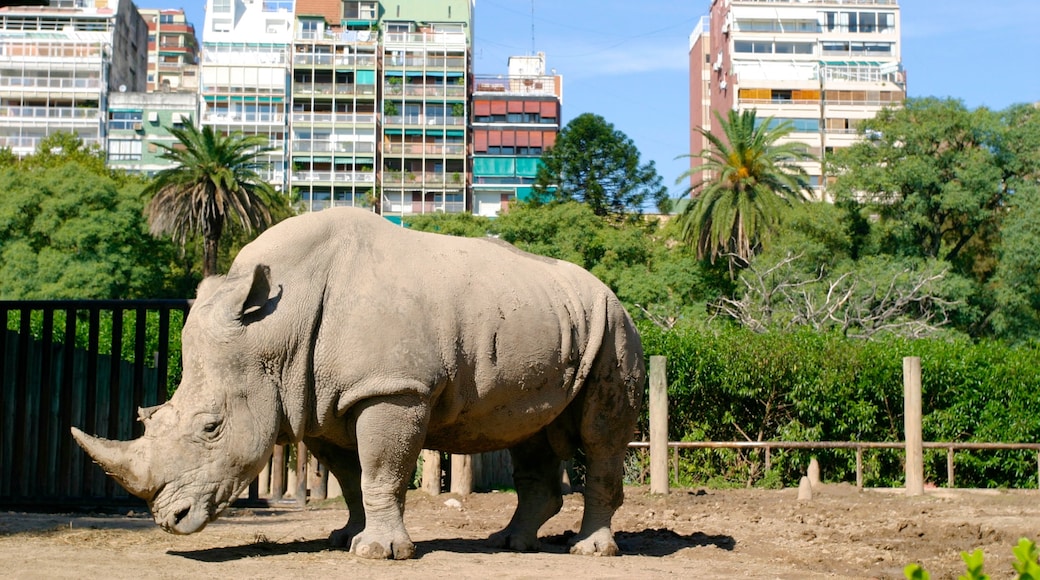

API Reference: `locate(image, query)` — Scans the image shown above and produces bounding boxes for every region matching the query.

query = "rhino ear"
[241,264,275,316]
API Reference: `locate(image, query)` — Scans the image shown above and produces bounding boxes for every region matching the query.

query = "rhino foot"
[569,529,619,557]
[487,527,541,552]
[328,522,364,549]
[349,530,415,560]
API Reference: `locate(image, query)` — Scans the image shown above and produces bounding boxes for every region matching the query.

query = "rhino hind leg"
[303,438,365,548]
[348,394,428,560]
[488,430,563,552]
[569,379,640,557]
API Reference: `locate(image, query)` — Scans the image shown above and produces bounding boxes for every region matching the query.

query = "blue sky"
[139,0,1040,202]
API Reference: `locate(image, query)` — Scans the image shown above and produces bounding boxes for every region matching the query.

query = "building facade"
[0,0,147,156]
[471,53,562,217]
[106,91,196,175]
[139,8,199,93]
[689,0,905,200]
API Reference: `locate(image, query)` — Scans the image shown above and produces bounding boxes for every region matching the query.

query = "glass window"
[108,110,143,130]
[212,0,231,14]
[108,139,142,161]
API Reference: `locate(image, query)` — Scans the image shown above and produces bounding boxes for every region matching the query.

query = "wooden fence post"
[649,355,669,494]
[904,356,924,496]
[421,450,441,496]
[450,454,473,495]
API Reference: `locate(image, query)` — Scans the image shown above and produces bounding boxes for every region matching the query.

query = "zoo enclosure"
[2,301,1038,512]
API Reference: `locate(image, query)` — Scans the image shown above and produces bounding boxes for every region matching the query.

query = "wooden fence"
[0,300,189,510]
[3,307,1038,511]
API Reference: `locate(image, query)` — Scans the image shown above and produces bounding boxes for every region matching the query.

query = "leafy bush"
[639,322,1040,488]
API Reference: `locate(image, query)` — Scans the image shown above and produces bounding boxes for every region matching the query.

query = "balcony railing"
[291,83,377,98]
[202,111,285,124]
[290,112,377,125]
[291,140,377,154]
[382,142,465,156]
[0,106,100,122]
[291,171,375,184]
[381,171,466,186]
[0,76,102,91]
[383,56,466,70]
[472,76,557,97]
[199,84,285,96]
[383,31,467,48]
[383,84,466,98]
[292,53,378,67]
[383,115,466,127]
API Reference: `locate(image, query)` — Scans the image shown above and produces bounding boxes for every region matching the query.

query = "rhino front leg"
[348,394,427,560]
[303,438,364,548]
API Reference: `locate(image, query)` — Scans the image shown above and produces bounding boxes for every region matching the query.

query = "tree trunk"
[203,235,220,278]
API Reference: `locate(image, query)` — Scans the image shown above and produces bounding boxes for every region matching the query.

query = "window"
[775,42,814,55]
[108,139,142,161]
[301,20,319,39]
[343,1,378,20]
[212,0,231,14]
[109,110,142,130]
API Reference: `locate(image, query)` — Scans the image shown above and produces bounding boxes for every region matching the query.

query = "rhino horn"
[71,427,157,500]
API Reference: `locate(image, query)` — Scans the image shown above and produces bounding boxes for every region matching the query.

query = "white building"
[689,0,905,200]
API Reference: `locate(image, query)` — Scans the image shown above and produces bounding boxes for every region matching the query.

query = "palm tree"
[144,124,278,278]
[676,109,815,273]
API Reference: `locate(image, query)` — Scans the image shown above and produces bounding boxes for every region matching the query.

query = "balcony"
[381,171,466,187]
[291,139,377,154]
[290,112,377,125]
[382,115,466,128]
[290,170,376,185]
[292,53,377,67]
[383,55,466,71]
[473,75,558,98]
[382,31,467,50]
[382,142,465,157]
[383,83,465,99]
[291,83,377,98]
[0,105,100,122]
[202,111,285,125]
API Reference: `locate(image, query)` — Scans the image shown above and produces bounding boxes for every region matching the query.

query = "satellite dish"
[119,84,127,92]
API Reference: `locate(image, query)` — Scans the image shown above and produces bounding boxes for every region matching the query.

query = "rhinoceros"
[72,206,645,559]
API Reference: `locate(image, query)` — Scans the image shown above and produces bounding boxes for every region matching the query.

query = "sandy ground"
[2,484,1039,579]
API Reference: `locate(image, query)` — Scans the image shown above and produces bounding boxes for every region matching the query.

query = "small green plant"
[905,538,1040,580]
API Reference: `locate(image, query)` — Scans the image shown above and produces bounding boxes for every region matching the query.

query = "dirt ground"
[2,484,1038,579]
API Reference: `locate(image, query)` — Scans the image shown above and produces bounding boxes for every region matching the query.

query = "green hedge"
[638,323,1040,488]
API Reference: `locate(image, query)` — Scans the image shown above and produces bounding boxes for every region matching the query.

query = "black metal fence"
[0,300,190,511]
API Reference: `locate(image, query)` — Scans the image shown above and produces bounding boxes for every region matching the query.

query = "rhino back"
[229,208,634,452]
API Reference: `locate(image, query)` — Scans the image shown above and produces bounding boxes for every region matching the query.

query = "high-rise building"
[0,0,148,156]
[139,8,199,93]
[375,0,471,222]
[689,0,905,200]
[198,0,294,190]
[471,53,562,217]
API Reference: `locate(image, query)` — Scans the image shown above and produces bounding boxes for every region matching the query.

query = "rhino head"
[72,265,283,534]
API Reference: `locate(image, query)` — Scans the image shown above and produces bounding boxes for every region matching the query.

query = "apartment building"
[376,0,471,222]
[198,0,294,190]
[690,0,905,200]
[106,91,196,175]
[471,53,562,217]
[139,8,199,93]
[0,0,147,156]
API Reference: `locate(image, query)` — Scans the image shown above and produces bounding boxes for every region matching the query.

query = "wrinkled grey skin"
[73,207,645,560]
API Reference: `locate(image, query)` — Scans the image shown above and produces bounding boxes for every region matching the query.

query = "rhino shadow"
[167,529,735,562]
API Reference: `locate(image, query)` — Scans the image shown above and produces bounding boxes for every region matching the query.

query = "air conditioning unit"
[147,111,159,123]
[719,80,728,91]
[132,122,143,131]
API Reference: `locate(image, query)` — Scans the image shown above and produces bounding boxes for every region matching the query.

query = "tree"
[0,162,174,299]
[828,98,1005,280]
[533,113,669,218]
[675,109,815,273]
[143,124,279,278]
